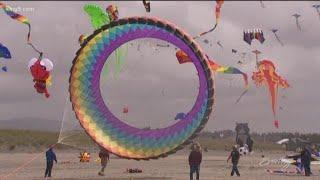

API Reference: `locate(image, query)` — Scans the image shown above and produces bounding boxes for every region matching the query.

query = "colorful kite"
[243,29,265,45]
[69,16,214,160]
[176,50,249,103]
[28,57,54,98]
[292,13,302,31]
[82,4,128,79]
[252,60,289,128]
[0,2,43,57]
[312,4,320,20]
[271,29,284,46]
[142,0,150,12]
[193,0,224,39]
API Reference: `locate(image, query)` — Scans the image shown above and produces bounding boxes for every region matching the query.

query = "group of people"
[188,143,241,180]
[44,143,320,179]
[44,145,110,178]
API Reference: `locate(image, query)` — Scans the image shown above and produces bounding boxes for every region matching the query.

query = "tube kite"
[0,2,42,57]
[193,0,224,39]
[176,50,248,103]
[292,13,302,31]
[69,16,214,160]
[252,60,289,128]
[271,29,284,46]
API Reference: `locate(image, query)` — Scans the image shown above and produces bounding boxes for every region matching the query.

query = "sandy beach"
[1,150,319,180]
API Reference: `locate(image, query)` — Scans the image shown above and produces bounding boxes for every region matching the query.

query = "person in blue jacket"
[45,145,57,178]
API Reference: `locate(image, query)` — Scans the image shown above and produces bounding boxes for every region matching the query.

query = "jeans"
[303,162,311,176]
[45,160,53,177]
[190,165,200,180]
[231,163,240,176]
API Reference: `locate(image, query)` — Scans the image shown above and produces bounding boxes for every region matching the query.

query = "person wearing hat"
[188,142,202,180]
[227,145,240,177]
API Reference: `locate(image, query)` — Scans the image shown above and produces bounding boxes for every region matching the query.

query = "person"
[98,148,110,176]
[301,146,312,176]
[227,145,240,177]
[188,142,202,180]
[45,145,57,178]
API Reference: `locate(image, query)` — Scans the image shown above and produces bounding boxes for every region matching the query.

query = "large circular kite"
[69,17,214,160]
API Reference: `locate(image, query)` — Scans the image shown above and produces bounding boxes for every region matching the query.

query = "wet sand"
[0,150,319,180]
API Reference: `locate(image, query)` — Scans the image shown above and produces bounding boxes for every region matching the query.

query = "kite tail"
[193,23,218,40]
[295,19,302,31]
[275,34,284,46]
[235,73,249,104]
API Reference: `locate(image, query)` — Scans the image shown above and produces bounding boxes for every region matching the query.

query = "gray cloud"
[0,1,319,133]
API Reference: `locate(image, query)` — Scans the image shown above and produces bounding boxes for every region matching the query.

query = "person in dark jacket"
[227,145,240,176]
[98,148,110,176]
[45,145,57,178]
[188,142,202,180]
[301,147,311,176]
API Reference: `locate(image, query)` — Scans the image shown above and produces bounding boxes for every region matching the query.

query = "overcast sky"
[0,1,319,133]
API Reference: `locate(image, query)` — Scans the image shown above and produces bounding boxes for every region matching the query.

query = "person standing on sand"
[188,142,202,180]
[98,148,110,176]
[45,145,57,178]
[227,145,240,177]
[301,146,311,176]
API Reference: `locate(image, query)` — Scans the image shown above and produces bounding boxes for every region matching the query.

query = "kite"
[82,4,128,79]
[28,57,54,98]
[271,29,284,46]
[175,113,187,120]
[252,49,262,67]
[123,106,129,114]
[252,60,289,128]
[0,2,43,57]
[176,50,249,103]
[0,43,11,72]
[203,39,210,44]
[106,5,119,22]
[0,43,11,59]
[1,66,7,72]
[156,44,170,48]
[232,49,237,54]
[292,13,302,31]
[312,4,320,20]
[69,16,214,160]
[193,0,224,39]
[217,41,223,49]
[142,0,150,12]
[260,1,266,8]
[243,29,265,45]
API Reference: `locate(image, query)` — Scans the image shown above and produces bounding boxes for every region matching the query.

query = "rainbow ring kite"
[69,17,214,160]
